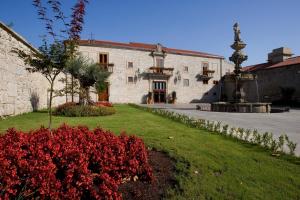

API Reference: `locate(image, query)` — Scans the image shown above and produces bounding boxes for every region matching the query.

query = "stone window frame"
[183,79,189,87]
[99,52,109,64]
[155,57,164,68]
[127,61,134,68]
[183,66,189,73]
[127,76,134,84]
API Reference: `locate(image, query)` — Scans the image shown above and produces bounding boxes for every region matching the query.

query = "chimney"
[267,47,293,63]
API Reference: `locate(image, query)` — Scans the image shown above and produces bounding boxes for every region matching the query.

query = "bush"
[0,125,153,199]
[54,102,77,115]
[94,101,113,107]
[54,103,115,117]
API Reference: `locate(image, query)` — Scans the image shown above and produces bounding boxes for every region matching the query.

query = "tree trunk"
[71,76,74,102]
[85,87,91,105]
[79,88,84,105]
[79,82,85,105]
[48,81,54,130]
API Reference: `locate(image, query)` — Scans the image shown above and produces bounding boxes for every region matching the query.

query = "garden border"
[129,104,299,161]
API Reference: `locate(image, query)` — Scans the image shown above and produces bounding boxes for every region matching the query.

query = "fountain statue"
[211,23,271,113]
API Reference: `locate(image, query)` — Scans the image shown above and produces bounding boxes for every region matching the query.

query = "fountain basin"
[211,102,271,113]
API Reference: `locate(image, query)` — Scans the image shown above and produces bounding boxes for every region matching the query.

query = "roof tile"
[78,40,224,59]
[243,56,300,72]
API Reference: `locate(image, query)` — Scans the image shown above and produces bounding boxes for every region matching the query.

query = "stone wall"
[0,22,65,117]
[78,45,234,103]
[254,65,300,103]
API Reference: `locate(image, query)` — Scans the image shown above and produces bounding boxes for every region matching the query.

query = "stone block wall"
[255,65,300,102]
[0,22,66,117]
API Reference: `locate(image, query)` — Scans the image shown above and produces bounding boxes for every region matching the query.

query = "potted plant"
[171,91,177,104]
[147,92,153,104]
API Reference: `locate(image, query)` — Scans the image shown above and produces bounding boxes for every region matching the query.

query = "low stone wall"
[0,22,65,117]
[211,102,271,113]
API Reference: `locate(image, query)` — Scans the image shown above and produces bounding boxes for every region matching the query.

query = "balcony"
[146,67,174,78]
[197,68,215,80]
[99,63,114,73]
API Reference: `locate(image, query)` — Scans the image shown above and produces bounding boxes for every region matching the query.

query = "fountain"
[211,23,271,113]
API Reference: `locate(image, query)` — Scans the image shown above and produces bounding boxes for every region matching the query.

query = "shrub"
[54,102,77,115]
[94,101,113,107]
[129,104,298,158]
[0,125,153,199]
[284,135,297,155]
[54,103,115,117]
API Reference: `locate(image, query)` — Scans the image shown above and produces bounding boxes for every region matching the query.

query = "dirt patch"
[119,150,176,200]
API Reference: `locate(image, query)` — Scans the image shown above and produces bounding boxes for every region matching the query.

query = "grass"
[0,104,300,199]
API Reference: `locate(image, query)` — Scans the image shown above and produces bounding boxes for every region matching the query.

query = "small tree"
[66,55,111,105]
[14,41,69,128]
[12,0,89,129]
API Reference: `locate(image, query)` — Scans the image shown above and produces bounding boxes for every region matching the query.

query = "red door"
[98,82,109,101]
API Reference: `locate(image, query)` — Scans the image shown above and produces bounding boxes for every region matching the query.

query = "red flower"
[0,124,153,199]
[94,101,113,107]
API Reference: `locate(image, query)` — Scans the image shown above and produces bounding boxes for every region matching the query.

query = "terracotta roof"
[243,56,300,72]
[78,40,224,59]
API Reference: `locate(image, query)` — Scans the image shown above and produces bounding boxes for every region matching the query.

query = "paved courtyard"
[141,104,300,155]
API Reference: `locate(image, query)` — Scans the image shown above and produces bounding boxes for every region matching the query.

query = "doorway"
[153,81,166,103]
[98,82,109,101]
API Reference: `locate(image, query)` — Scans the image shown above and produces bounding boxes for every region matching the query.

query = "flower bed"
[0,125,153,199]
[54,102,116,117]
[94,101,113,107]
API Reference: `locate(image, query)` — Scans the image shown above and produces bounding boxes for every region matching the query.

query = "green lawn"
[0,105,300,200]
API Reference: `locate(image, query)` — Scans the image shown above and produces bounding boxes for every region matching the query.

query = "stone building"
[78,40,234,104]
[243,47,300,104]
[0,21,65,117]
[0,20,235,117]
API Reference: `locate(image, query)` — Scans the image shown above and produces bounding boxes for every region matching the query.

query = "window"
[184,66,189,72]
[203,80,208,84]
[153,81,166,90]
[99,53,108,64]
[127,76,134,83]
[156,58,164,68]
[128,62,133,68]
[183,79,189,87]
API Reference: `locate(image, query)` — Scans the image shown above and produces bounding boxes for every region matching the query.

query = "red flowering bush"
[54,102,116,117]
[54,102,77,114]
[0,125,153,199]
[94,101,113,107]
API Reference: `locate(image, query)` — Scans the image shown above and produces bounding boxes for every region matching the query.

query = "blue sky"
[1,0,300,66]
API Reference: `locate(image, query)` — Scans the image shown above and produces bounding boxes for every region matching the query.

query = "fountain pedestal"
[211,23,271,113]
[211,102,271,113]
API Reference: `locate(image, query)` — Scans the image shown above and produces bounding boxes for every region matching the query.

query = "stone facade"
[243,48,300,103]
[0,21,65,117]
[255,65,300,102]
[0,21,235,116]
[78,41,234,104]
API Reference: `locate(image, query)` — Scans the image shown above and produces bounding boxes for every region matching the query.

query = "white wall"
[78,45,234,103]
